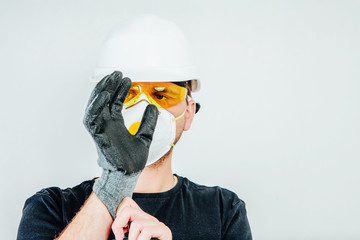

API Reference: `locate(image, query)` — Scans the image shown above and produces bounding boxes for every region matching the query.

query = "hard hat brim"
[91,68,200,92]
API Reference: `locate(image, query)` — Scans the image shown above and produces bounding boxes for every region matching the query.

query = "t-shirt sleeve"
[221,193,253,240]
[17,189,64,240]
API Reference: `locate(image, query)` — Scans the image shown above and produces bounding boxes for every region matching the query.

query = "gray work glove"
[83,71,158,218]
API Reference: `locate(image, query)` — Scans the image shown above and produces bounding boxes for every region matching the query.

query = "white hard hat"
[92,14,200,92]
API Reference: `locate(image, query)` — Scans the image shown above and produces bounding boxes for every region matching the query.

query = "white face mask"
[122,95,186,166]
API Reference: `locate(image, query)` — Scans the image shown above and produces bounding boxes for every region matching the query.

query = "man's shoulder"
[31,178,95,201]
[18,179,97,239]
[179,176,245,206]
[24,179,95,220]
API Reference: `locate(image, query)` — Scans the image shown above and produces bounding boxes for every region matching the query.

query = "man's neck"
[134,150,175,193]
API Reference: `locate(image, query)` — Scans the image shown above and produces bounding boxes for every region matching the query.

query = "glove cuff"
[93,169,141,219]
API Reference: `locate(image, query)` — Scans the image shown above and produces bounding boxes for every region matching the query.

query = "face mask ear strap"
[173,108,186,121]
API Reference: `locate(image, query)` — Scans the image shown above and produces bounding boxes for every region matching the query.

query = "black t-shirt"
[17,175,252,240]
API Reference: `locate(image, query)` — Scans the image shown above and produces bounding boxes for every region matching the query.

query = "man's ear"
[184,99,196,131]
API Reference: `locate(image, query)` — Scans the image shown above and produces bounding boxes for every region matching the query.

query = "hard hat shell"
[92,14,200,92]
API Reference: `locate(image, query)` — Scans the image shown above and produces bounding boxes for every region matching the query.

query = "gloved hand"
[83,71,158,218]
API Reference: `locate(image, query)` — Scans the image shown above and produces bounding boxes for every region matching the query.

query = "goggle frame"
[123,82,188,109]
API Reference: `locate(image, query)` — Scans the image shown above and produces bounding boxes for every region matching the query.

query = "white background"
[1,1,359,239]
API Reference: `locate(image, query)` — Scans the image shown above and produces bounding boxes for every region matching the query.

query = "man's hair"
[186,81,193,99]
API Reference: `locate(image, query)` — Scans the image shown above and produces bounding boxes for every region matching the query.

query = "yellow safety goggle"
[124,82,187,109]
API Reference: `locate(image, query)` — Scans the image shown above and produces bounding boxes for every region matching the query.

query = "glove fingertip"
[143,104,159,125]
[112,71,123,80]
[118,77,132,102]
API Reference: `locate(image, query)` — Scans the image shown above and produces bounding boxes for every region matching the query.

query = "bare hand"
[112,197,172,240]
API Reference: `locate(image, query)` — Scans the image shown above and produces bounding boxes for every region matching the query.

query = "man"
[17,15,252,240]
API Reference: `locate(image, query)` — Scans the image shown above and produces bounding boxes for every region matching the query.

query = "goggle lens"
[124,82,187,109]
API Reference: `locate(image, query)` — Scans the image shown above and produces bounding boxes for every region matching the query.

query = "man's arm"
[55,192,112,240]
[18,72,163,239]
[17,187,113,240]
[17,187,172,240]
[58,195,172,240]
[56,71,166,240]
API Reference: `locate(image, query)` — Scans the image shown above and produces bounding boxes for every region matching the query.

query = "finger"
[128,220,159,240]
[137,230,152,240]
[113,207,149,240]
[135,104,159,146]
[86,74,111,106]
[83,91,110,130]
[137,223,170,240]
[110,77,131,119]
[115,206,155,234]
[128,221,141,240]
[111,220,125,240]
[103,71,123,100]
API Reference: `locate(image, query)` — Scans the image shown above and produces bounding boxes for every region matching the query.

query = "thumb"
[135,104,159,147]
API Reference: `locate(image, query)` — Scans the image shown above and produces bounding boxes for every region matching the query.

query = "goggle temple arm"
[195,103,201,113]
[172,81,200,114]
